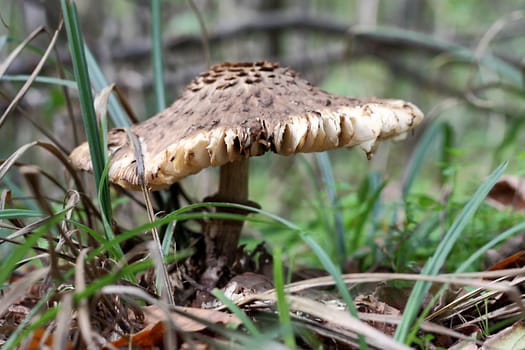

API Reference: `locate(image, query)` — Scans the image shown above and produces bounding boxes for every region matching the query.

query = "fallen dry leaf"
[487,175,525,212]
[108,305,241,349]
[221,272,273,304]
[109,321,165,350]
[487,251,525,272]
[355,294,400,336]
[482,320,525,350]
[144,305,241,332]
[25,328,74,350]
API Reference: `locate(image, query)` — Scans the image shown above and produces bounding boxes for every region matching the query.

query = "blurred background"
[1,0,525,269]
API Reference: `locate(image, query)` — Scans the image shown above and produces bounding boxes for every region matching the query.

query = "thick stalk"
[197,158,252,302]
[205,158,249,263]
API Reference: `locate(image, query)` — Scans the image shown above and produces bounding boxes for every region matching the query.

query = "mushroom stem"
[202,158,253,271]
[218,158,249,203]
[208,158,249,261]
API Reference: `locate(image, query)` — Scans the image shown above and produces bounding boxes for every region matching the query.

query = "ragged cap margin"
[70,62,423,190]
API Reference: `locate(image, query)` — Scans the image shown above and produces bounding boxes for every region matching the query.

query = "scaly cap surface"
[70,61,423,190]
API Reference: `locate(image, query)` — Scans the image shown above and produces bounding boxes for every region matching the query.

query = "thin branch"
[6,10,522,75]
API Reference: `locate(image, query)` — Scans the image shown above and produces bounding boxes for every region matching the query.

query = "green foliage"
[273,247,296,348]
[151,0,167,112]
[60,0,113,237]
[2,1,525,348]
[395,162,507,344]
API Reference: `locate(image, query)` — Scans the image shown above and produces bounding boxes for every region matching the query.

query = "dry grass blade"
[20,165,55,216]
[54,292,74,350]
[0,26,45,77]
[147,240,175,306]
[430,274,525,327]
[75,249,97,350]
[0,140,94,228]
[0,21,62,128]
[427,277,512,322]
[186,0,211,68]
[468,300,524,326]
[0,189,18,228]
[261,294,412,350]
[125,128,175,305]
[93,83,114,164]
[20,165,63,278]
[0,267,49,318]
[221,270,524,348]
[259,270,525,309]
[93,84,114,123]
[101,284,167,307]
[466,10,525,108]
[142,186,173,302]
[0,141,39,182]
[55,192,85,256]
[5,215,55,241]
[225,270,525,313]
[10,162,69,195]
[357,313,482,345]
[1,141,77,188]
[2,198,79,267]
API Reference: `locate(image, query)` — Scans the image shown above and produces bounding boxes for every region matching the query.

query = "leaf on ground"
[487,175,525,212]
[222,272,274,301]
[109,321,165,350]
[373,284,413,312]
[355,294,401,336]
[25,328,74,350]
[145,305,241,331]
[482,320,525,350]
[487,251,525,271]
[109,305,241,349]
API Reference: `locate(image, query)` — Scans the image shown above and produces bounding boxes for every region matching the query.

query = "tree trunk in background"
[357,0,379,27]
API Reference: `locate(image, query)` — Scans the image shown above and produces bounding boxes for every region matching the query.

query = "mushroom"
[70,61,423,283]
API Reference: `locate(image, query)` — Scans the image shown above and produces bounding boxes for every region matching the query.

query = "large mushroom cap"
[70,61,423,190]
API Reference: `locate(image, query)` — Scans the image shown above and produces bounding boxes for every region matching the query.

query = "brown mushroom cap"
[70,61,423,190]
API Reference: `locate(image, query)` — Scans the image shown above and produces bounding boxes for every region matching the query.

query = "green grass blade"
[300,233,368,350]
[403,120,453,199]
[0,36,7,50]
[0,229,46,285]
[493,116,525,167]
[161,221,176,256]
[1,74,77,88]
[84,46,131,127]
[0,209,43,219]
[97,158,124,259]
[457,220,525,272]
[315,152,346,267]
[351,174,386,252]
[273,247,295,348]
[211,288,260,336]
[0,176,38,210]
[0,208,71,284]
[395,161,508,344]
[60,0,112,226]
[151,0,166,112]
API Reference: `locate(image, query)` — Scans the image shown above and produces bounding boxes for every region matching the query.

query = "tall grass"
[1,1,525,349]
[60,0,113,239]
